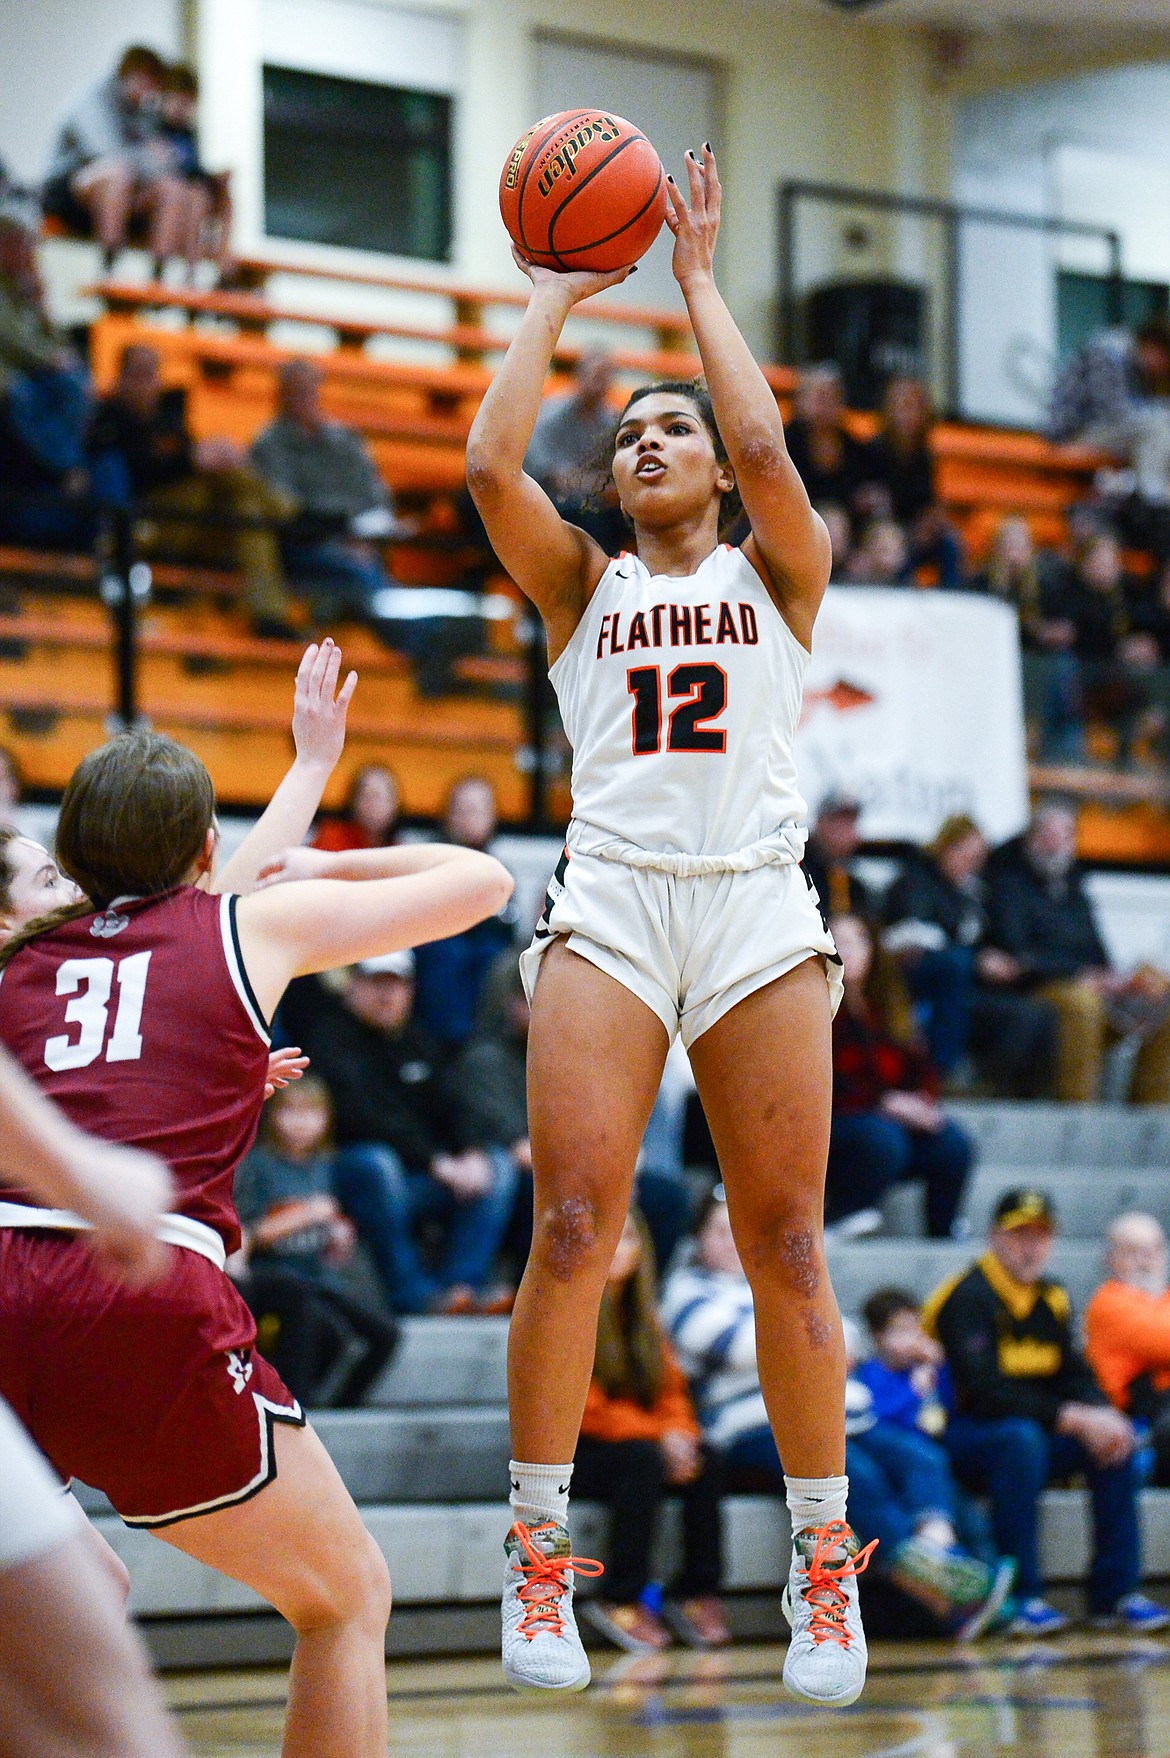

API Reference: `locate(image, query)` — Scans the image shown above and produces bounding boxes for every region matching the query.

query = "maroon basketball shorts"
[0,1229,304,1526]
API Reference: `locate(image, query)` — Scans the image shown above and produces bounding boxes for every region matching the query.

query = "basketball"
[499,109,667,273]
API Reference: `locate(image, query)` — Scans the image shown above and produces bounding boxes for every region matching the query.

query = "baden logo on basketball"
[535,115,621,197]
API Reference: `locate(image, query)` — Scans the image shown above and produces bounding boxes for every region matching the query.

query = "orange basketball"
[499,110,667,273]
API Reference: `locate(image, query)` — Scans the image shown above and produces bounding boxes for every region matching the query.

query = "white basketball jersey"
[549,545,810,859]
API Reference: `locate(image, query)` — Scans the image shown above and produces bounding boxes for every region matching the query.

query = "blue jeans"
[946,1414,1142,1612]
[827,1112,972,1238]
[903,945,974,1076]
[724,1420,964,1558]
[284,538,391,619]
[332,1142,519,1314]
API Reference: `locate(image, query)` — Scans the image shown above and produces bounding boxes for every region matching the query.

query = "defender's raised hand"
[291,638,358,773]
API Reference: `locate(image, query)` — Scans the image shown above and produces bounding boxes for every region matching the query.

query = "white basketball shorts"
[520,841,843,1049]
[0,1394,81,1572]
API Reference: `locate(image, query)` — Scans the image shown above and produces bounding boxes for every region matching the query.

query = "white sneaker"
[501,1519,604,1693]
[782,1521,876,1708]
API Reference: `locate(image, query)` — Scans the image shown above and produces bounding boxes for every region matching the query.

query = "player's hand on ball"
[254,845,338,889]
[665,142,721,287]
[511,244,633,308]
[264,1047,309,1101]
[291,638,358,772]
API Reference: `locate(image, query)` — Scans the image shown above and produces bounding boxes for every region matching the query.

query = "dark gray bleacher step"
[95,1488,1170,1618]
[948,1101,1170,1168]
[368,1315,508,1408]
[882,1164,1170,1242]
[826,1237,1105,1319]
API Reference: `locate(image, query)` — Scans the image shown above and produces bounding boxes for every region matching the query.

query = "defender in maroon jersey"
[0,727,513,1758]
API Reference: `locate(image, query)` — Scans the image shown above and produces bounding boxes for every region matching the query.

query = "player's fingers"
[665,174,688,221]
[322,641,342,702]
[308,635,334,697]
[683,149,706,216]
[510,244,536,280]
[296,642,318,685]
[337,668,358,709]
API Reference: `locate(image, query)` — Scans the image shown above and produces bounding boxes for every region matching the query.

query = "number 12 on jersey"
[45,952,152,1071]
[627,663,728,755]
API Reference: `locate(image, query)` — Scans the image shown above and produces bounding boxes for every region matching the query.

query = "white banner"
[796,587,1029,845]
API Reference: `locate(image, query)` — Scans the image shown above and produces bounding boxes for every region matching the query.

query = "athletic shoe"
[662,1595,733,1649]
[580,1598,671,1654]
[501,1520,603,1693]
[887,1535,997,1626]
[954,1557,1018,1643]
[782,1521,876,1708]
[823,1208,884,1243]
[1089,1592,1170,1633]
[1006,1596,1070,1637]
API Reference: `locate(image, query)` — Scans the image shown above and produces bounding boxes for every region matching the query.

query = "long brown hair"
[593,1213,664,1408]
[0,732,215,971]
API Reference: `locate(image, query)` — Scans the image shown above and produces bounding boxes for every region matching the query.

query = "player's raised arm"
[667,147,831,649]
[235,843,514,1017]
[213,639,357,896]
[464,258,626,661]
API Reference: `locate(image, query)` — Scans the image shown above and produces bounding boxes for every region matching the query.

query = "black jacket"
[924,1251,1104,1428]
[277,976,455,1168]
[884,852,985,951]
[985,838,1109,984]
[88,389,194,496]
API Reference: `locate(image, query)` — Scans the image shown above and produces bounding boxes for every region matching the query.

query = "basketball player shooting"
[467,144,872,1708]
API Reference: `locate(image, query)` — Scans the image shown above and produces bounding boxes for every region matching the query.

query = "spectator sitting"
[233,1076,398,1406]
[803,790,876,920]
[985,800,1170,1103]
[817,502,853,582]
[857,1287,1005,1574]
[1048,316,1170,558]
[313,762,401,854]
[925,1188,1169,1636]
[411,776,517,1051]
[1086,1213,1170,1487]
[828,914,974,1239]
[574,1210,730,1653]
[158,64,234,282]
[845,517,911,586]
[277,950,519,1314]
[858,376,964,588]
[524,350,623,552]
[1039,531,1163,764]
[43,45,208,277]
[250,357,404,627]
[0,218,94,551]
[89,342,297,634]
[662,1191,1007,1637]
[883,814,1057,1097]
[967,516,1065,648]
[784,363,869,512]
[456,951,691,1280]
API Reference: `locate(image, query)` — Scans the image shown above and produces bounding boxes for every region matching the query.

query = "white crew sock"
[785,1473,849,1535]
[509,1460,574,1527]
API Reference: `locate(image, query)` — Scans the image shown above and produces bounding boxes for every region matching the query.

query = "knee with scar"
[538,1193,609,1282]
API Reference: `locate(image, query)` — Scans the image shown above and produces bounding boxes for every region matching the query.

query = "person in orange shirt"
[1086,1213,1170,1484]
[575,1210,730,1654]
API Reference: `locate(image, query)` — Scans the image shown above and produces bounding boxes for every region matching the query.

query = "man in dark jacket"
[924,1189,1166,1636]
[803,791,876,922]
[985,801,1170,1102]
[884,815,1057,1096]
[278,951,518,1313]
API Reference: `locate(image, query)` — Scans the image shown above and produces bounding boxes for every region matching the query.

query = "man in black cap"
[803,791,875,922]
[922,1189,1168,1636]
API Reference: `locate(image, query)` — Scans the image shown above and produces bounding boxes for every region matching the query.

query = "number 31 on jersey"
[44,952,152,1071]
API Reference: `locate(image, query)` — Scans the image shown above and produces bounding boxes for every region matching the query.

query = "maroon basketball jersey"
[0,888,271,1252]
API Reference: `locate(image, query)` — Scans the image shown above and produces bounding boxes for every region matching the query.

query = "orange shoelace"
[512,1524,604,1641]
[797,1520,878,1648]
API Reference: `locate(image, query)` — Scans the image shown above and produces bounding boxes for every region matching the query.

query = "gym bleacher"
[74,1097,1170,1663]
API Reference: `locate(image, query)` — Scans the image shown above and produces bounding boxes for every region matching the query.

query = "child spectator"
[234,1076,398,1406]
[158,63,234,280]
[313,763,401,854]
[827,914,974,1238]
[662,1192,1009,1637]
[576,1211,729,1653]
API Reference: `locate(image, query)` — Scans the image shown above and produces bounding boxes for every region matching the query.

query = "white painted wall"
[955,62,1170,426]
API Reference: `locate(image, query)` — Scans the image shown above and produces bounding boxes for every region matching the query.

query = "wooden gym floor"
[167,1634,1170,1757]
